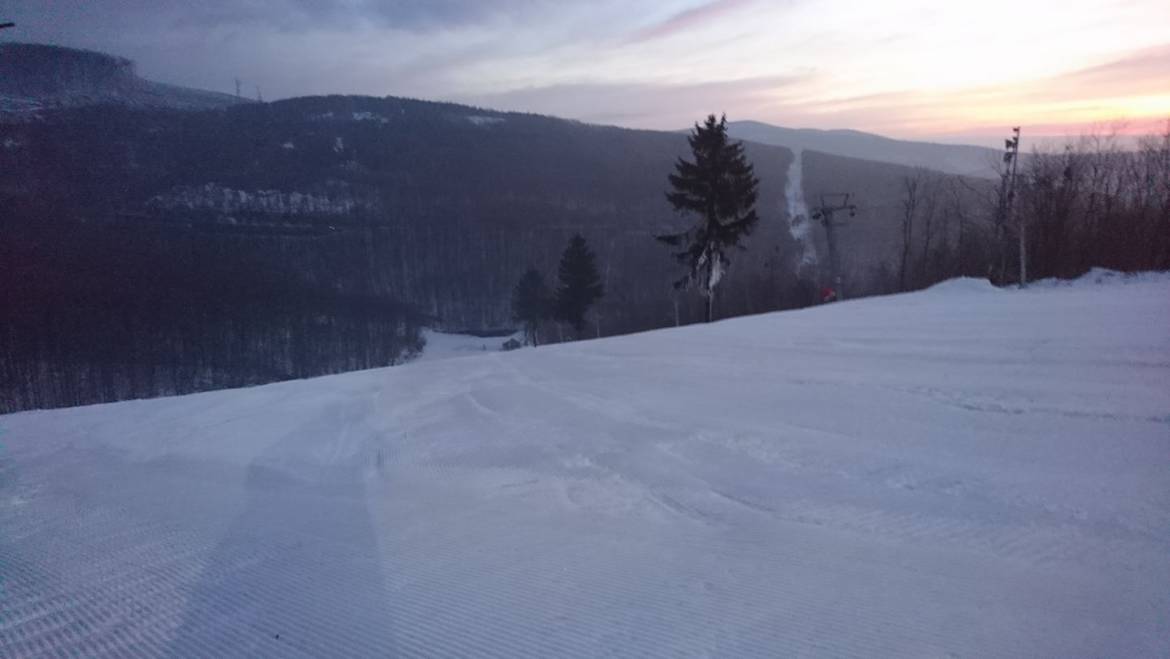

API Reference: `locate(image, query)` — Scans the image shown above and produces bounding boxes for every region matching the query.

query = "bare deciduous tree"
[899,173,921,291]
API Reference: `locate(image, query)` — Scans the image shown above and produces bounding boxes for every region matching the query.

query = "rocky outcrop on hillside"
[0,43,245,117]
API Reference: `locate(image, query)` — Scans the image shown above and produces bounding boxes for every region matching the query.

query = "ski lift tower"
[1002,127,1024,287]
[811,193,858,300]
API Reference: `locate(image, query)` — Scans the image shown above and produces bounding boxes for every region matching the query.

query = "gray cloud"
[8,0,554,35]
[180,0,558,32]
[3,0,571,99]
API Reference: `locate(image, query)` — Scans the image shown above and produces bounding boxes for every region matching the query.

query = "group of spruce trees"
[511,113,761,343]
[511,234,605,345]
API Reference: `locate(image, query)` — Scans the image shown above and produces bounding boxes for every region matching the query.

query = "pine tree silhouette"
[512,267,551,346]
[659,114,759,322]
[554,234,605,338]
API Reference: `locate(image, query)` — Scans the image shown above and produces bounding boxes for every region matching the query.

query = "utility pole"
[235,78,242,98]
[1003,127,1024,287]
[811,193,858,300]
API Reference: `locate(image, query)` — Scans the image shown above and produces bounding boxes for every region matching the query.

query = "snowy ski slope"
[2,274,1168,657]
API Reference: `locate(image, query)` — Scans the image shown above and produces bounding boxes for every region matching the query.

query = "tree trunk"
[704,257,718,322]
[899,175,919,291]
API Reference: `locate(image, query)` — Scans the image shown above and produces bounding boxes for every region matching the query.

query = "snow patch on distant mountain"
[352,111,389,123]
[148,183,364,216]
[467,115,505,127]
[311,110,390,124]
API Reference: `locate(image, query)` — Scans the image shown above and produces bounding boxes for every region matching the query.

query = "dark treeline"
[884,168,999,293]
[1014,128,1170,280]
[825,123,1169,297]
[0,212,424,413]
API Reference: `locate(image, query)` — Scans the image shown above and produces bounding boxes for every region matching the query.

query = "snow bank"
[922,276,1000,295]
[1031,267,1170,289]
[2,280,1168,657]
[920,270,1170,296]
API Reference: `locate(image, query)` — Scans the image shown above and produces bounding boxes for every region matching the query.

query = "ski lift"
[812,193,857,226]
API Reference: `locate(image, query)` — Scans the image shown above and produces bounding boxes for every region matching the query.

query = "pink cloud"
[628,0,757,44]
[1028,43,1170,100]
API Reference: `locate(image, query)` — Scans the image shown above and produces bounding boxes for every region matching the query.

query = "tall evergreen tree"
[511,267,551,346]
[659,114,760,322]
[554,234,605,338]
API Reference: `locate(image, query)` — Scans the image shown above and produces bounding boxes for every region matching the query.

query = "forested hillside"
[1,95,805,411]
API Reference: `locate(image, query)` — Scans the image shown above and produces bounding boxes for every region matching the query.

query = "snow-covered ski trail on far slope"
[784,148,817,269]
[2,274,1169,657]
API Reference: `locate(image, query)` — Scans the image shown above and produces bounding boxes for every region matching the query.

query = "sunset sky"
[8,0,1170,144]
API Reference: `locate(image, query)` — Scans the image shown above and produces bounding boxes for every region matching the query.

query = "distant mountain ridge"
[0,43,247,117]
[727,120,1001,179]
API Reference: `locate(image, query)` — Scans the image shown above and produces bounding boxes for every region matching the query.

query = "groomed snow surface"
[413,329,519,364]
[2,274,1169,657]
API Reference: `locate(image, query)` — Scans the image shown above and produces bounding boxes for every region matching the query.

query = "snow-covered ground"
[2,275,1168,657]
[413,329,518,363]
